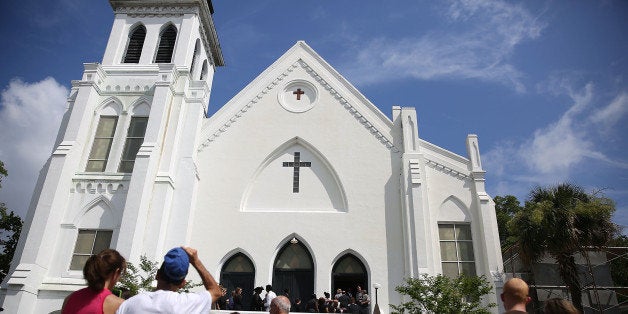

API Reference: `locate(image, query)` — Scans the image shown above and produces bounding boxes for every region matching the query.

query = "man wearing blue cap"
[117,246,221,313]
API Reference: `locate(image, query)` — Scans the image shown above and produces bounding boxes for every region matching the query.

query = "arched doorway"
[332,254,367,297]
[272,239,314,302]
[220,253,255,310]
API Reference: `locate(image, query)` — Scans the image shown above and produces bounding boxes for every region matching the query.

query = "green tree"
[114,254,202,298]
[494,195,523,252]
[390,274,496,314]
[0,161,24,282]
[115,255,159,296]
[508,183,618,312]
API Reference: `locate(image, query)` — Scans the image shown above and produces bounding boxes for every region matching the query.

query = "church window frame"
[69,229,113,271]
[85,115,118,172]
[122,23,146,64]
[200,60,208,80]
[438,223,476,278]
[154,23,178,63]
[190,39,201,78]
[117,116,148,173]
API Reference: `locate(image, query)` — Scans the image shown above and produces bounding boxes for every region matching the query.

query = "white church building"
[1,0,505,312]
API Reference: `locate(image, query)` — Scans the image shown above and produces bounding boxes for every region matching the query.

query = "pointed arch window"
[118,116,148,173]
[200,60,208,80]
[190,40,200,78]
[70,229,113,270]
[86,116,118,172]
[439,223,476,278]
[123,24,146,63]
[155,24,177,63]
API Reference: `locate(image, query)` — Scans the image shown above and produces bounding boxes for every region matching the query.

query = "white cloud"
[524,83,595,175]
[0,78,68,218]
[484,82,628,195]
[590,91,628,130]
[340,0,545,92]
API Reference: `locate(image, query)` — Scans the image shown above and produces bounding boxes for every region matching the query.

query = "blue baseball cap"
[162,247,189,282]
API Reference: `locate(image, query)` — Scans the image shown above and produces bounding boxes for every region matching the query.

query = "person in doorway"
[357,288,370,314]
[337,290,350,310]
[232,287,243,310]
[305,294,318,312]
[116,246,221,314]
[292,298,303,312]
[251,286,265,311]
[501,278,531,314]
[270,295,291,314]
[347,297,360,314]
[264,284,277,311]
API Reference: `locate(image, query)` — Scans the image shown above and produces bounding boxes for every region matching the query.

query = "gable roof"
[197,41,400,153]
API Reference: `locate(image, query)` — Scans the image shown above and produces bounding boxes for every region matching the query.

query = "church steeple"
[103,0,223,71]
[0,2,224,312]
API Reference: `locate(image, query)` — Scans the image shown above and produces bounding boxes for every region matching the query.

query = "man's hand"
[180,246,221,302]
[182,246,200,265]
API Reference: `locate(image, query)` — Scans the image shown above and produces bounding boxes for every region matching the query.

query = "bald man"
[501,278,531,314]
[270,295,291,314]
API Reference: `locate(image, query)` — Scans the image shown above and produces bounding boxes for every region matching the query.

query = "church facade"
[0,0,505,313]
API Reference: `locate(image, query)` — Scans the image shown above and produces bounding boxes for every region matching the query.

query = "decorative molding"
[71,173,130,194]
[71,180,127,194]
[425,159,469,179]
[409,158,421,185]
[198,59,400,153]
[115,6,192,17]
[53,141,75,156]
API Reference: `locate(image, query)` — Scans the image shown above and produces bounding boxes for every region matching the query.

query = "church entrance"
[220,253,255,310]
[272,239,314,302]
[332,254,367,297]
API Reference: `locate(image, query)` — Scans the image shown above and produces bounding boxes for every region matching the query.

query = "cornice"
[425,158,469,179]
[198,59,400,153]
[71,174,130,194]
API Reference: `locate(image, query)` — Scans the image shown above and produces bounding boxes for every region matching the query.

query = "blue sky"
[0,0,627,233]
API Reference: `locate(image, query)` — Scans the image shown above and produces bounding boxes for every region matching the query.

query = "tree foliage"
[115,255,159,296]
[114,254,202,298]
[0,161,24,282]
[494,195,523,252]
[508,183,619,312]
[390,274,496,314]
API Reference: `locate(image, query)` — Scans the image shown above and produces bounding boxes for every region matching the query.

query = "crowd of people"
[218,285,372,313]
[60,247,581,314]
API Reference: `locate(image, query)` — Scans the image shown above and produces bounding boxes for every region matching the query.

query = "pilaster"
[465,134,503,308]
[397,107,434,278]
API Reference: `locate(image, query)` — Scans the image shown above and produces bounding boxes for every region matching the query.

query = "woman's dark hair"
[83,249,126,291]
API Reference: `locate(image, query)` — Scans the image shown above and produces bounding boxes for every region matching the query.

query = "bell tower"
[0,1,222,312]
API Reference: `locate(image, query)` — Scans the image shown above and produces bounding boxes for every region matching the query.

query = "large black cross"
[282,152,311,193]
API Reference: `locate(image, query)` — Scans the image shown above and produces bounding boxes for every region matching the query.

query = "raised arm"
[182,246,222,302]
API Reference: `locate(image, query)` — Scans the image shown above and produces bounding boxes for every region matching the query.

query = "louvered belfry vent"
[155,25,177,63]
[123,25,146,63]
